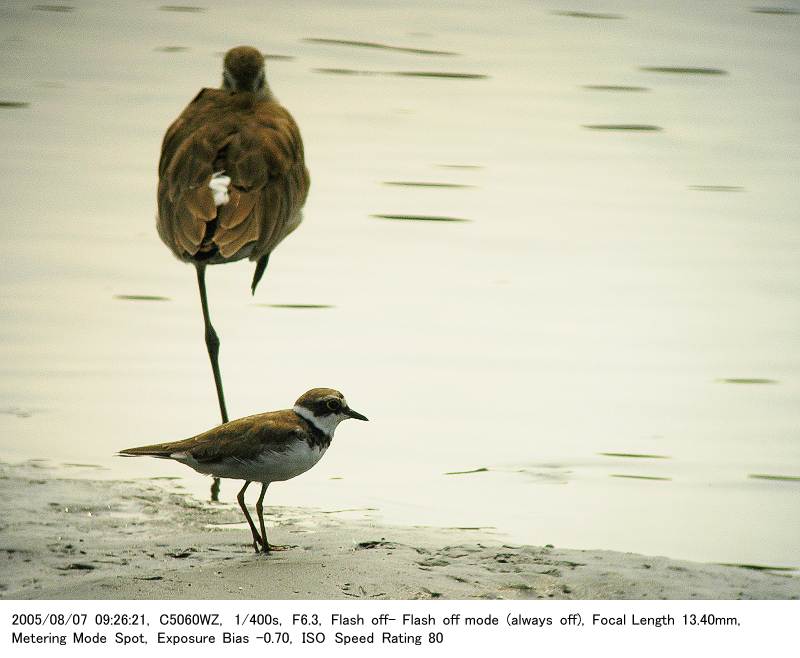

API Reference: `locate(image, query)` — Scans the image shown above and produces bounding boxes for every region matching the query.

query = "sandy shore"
[1,462,797,600]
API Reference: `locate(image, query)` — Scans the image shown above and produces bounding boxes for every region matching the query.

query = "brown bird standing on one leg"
[157,46,310,500]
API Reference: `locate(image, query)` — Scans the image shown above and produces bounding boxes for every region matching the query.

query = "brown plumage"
[119,409,329,464]
[154,47,311,489]
[157,46,309,269]
[119,388,368,553]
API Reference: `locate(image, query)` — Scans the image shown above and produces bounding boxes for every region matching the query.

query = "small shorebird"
[157,46,310,498]
[119,388,367,553]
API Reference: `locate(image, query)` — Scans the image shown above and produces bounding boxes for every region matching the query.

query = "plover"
[156,46,310,500]
[119,389,366,553]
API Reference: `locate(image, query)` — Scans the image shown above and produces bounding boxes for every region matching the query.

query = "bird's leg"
[196,263,228,502]
[196,263,229,423]
[256,483,270,552]
[255,482,292,553]
[237,481,264,553]
[209,477,220,502]
[250,253,270,296]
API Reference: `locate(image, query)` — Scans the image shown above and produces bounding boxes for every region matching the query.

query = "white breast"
[173,440,327,484]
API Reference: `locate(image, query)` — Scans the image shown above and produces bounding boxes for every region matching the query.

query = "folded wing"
[118,410,303,463]
[157,89,310,263]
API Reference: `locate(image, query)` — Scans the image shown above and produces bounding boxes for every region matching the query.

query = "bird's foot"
[261,543,294,554]
[250,532,267,553]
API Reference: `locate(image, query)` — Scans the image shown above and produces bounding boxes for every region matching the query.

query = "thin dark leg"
[196,263,228,502]
[196,263,229,424]
[256,483,269,553]
[237,481,263,553]
[255,482,292,553]
[250,253,270,296]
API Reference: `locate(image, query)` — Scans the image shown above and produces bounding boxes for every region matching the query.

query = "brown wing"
[157,88,310,262]
[119,410,304,462]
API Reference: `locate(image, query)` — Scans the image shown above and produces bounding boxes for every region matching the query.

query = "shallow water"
[1,0,799,568]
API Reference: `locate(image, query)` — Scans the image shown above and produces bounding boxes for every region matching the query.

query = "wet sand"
[2,463,797,600]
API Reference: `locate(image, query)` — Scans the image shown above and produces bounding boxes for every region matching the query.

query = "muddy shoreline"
[1,463,797,600]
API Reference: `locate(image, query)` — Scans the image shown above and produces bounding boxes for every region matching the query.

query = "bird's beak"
[345,407,369,421]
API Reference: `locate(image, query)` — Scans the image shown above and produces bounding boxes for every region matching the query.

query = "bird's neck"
[221,81,274,101]
[251,84,274,101]
[293,406,342,438]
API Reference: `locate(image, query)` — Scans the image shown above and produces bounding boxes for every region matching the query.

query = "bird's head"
[293,388,368,436]
[222,46,268,95]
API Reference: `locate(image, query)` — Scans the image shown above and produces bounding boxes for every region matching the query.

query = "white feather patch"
[293,405,347,436]
[209,172,231,206]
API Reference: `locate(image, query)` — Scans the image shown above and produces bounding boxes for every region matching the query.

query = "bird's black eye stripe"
[326,400,341,411]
